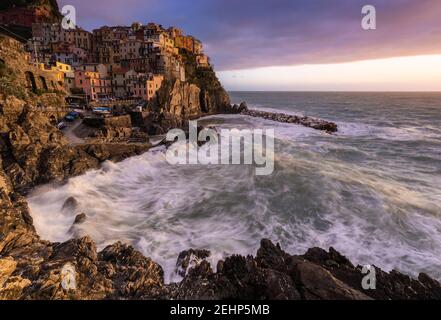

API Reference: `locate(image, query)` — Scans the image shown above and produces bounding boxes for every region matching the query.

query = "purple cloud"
[59,0,441,70]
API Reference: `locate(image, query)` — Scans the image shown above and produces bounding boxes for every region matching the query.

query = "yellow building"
[35,62,65,83]
[174,35,194,52]
[54,62,73,74]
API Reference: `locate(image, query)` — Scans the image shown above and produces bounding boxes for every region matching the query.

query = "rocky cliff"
[146,51,233,134]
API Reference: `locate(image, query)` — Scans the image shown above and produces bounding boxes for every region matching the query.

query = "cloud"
[59,0,441,71]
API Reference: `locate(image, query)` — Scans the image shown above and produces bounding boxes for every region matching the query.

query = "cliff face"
[145,50,234,134]
[145,79,231,134]
[0,36,160,299]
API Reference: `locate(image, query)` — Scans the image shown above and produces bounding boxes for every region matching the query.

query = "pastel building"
[65,72,76,92]
[74,70,112,101]
[130,74,164,101]
[60,28,93,52]
[111,68,137,98]
[31,23,61,51]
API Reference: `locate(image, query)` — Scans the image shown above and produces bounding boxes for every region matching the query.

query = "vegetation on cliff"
[179,49,222,91]
[180,49,230,112]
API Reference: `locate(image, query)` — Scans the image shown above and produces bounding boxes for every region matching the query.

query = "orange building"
[74,70,112,101]
[130,74,164,101]
[174,35,194,52]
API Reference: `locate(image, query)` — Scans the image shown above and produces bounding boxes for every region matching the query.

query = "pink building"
[74,70,112,101]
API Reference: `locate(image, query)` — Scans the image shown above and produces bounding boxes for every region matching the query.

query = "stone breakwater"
[239,107,338,133]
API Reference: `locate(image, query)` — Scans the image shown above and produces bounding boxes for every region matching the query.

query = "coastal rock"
[62,197,79,212]
[0,96,150,192]
[238,102,249,113]
[241,109,338,133]
[73,213,87,225]
[84,115,134,143]
[175,249,211,278]
[98,242,165,299]
[0,257,32,300]
[161,239,441,300]
[146,74,233,135]
[200,87,232,114]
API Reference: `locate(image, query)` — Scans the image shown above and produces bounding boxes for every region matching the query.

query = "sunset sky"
[59,0,441,91]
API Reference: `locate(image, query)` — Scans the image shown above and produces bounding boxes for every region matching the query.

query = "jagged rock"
[0,257,31,299]
[175,249,211,278]
[73,213,87,225]
[161,239,441,300]
[146,77,234,135]
[238,102,249,113]
[291,260,371,300]
[98,242,165,299]
[241,109,338,133]
[62,197,79,212]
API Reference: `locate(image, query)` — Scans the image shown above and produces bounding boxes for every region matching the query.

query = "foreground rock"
[238,103,338,133]
[162,239,441,300]
[3,230,441,300]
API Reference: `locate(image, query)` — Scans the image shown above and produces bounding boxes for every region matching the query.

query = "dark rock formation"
[73,213,87,225]
[162,239,441,300]
[241,106,338,133]
[221,101,338,133]
[175,249,211,278]
[62,197,78,212]
[84,115,134,143]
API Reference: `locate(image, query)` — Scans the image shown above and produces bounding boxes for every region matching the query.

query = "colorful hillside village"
[24,21,210,103]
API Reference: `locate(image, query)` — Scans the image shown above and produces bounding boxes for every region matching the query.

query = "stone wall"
[0,35,65,97]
